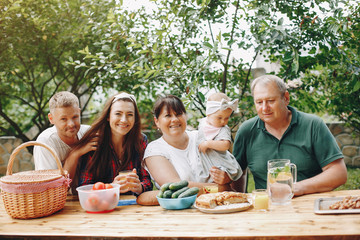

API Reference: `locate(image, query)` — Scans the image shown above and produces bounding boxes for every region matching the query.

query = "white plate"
[195,202,252,214]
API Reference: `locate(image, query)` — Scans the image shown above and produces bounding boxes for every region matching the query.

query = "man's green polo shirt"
[233,106,343,190]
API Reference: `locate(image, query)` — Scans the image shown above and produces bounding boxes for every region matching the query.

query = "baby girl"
[196,92,242,183]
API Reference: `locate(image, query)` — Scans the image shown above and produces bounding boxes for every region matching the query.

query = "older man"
[233,75,347,196]
[34,91,90,170]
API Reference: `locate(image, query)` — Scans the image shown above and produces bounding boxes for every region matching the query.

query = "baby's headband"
[112,92,137,104]
[206,98,238,115]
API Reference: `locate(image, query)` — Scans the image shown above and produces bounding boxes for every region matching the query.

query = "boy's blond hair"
[49,91,79,114]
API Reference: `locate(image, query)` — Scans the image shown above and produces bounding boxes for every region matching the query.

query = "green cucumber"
[178,187,200,198]
[169,180,189,191]
[157,191,164,198]
[160,182,172,192]
[171,186,189,198]
[163,189,173,198]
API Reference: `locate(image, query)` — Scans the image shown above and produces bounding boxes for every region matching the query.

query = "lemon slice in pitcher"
[276,172,292,181]
[268,173,276,184]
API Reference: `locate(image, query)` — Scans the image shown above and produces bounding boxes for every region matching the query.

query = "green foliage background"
[0,0,358,191]
[0,0,359,142]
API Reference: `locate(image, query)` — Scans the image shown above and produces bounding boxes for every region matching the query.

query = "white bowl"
[76,183,120,213]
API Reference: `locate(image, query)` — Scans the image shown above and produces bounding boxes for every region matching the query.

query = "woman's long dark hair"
[72,93,143,183]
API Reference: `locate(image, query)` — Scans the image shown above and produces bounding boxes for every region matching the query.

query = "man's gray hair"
[250,75,287,96]
[49,91,79,113]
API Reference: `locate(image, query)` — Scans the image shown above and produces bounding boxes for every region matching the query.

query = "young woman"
[144,95,232,192]
[64,92,152,195]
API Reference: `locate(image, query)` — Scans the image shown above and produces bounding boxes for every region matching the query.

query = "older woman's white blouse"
[144,130,205,188]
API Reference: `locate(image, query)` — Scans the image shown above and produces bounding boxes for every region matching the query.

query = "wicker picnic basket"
[0,141,70,219]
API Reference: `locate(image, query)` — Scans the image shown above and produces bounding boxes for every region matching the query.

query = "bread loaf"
[196,191,248,209]
[136,190,160,206]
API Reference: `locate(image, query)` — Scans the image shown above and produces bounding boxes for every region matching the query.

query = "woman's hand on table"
[113,169,143,195]
[210,166,232,185]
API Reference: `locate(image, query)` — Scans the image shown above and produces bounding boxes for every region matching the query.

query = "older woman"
[64,92,152,195]
[144,95,234,192]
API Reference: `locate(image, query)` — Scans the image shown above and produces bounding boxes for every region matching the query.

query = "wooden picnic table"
[0,189,359,239]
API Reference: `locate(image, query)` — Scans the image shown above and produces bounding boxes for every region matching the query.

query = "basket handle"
[6,141,65,176]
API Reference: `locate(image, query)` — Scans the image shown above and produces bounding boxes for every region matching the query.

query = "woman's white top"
[144,130,202,188]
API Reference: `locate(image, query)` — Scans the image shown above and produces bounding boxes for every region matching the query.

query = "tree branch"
[168,37,187,65]
[0,103,30,142]
[240,50,259,101]
[221,0,240,93]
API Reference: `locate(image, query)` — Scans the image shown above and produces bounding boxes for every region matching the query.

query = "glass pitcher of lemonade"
[267,159,297,205]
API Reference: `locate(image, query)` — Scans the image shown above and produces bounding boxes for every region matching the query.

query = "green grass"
[335,167,360,191]
[247,167,360,193]
[247,171,255,193]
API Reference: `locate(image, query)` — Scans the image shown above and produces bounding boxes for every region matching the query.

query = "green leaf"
[227,39,235,46]
[353,80,360,92]
[138,50,149,54]
[278,18,284,26]
[203,42,213,49]
[144,63,150,70]
[197,91,205,102]
[133,84,141,89]
[107,9,115,23]
[237,41,245,48]
[144,69,157,79]
[283,52,293,62]
[153,43,158,51]
[216,31,222,42]
[309,47,316,54]
[127,61,135,67]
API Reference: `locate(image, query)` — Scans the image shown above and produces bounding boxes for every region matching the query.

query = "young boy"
[34,91,90,170]
[196,92,242,183]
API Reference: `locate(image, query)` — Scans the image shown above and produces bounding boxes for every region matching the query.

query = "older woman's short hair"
[153,95,186,119]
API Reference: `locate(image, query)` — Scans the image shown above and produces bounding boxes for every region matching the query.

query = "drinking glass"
[252,189,269,211]
[118,170,133,191]
[267,159,297,205]
[118,170,132,181]
[203,185,218,193]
